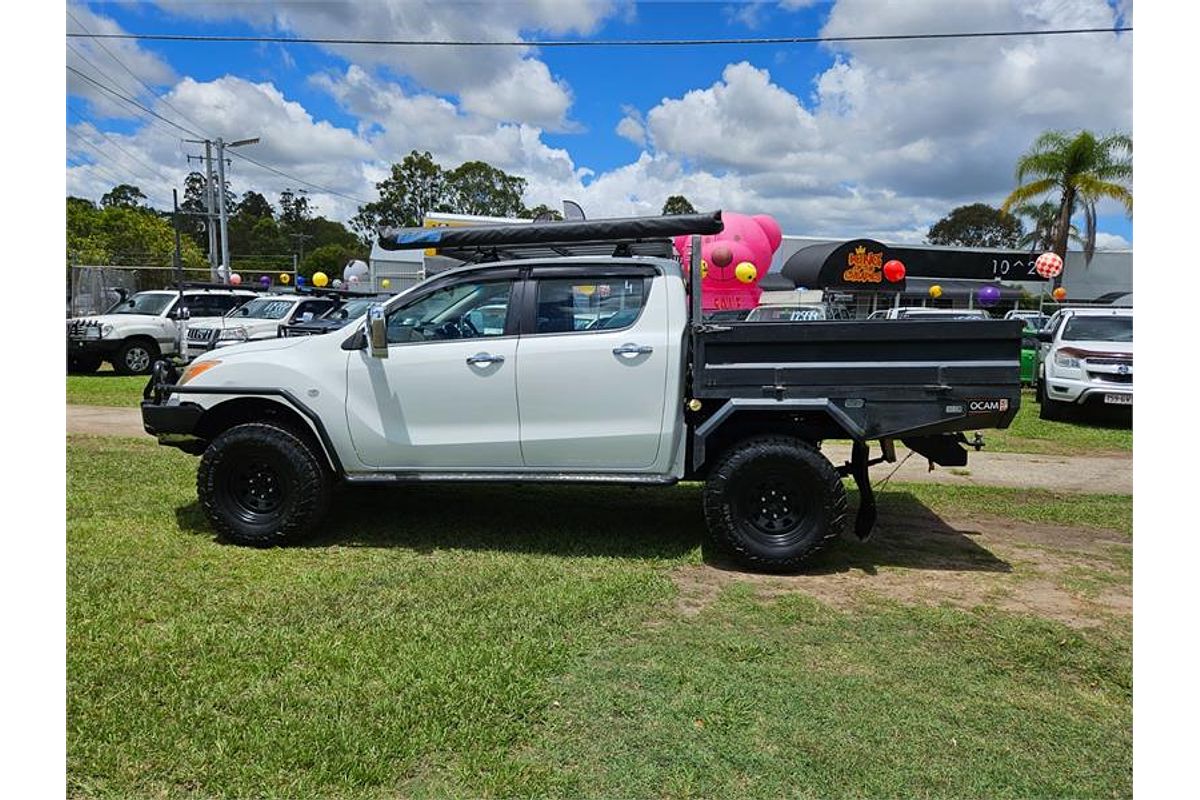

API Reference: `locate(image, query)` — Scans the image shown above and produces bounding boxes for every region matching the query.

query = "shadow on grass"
[174,484,1011,573]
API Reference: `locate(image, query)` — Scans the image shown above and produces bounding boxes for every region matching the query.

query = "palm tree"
[1000,130,1132,280]
[1012,200,1082,252]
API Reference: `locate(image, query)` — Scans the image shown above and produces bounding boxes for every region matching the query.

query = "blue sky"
[66,1,1133,247]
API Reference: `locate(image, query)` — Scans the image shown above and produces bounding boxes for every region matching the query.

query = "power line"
[65,26,1132,48]
[67,104,176,185]
[66,133,174,208]
[66,64,372,207]
[67,9,214,140]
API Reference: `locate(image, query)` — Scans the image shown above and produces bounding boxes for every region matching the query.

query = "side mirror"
[172,307,191,321]
[367,304,388,358]
[1036,330,1053,343]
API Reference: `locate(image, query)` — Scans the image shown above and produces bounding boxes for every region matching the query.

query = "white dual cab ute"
[185,293,339,355]
[141,212,1023,572]
[67,286,257,375]
[1035,306,1132,419]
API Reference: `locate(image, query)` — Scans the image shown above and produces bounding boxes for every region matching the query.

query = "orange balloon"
[1052,287,1067,301]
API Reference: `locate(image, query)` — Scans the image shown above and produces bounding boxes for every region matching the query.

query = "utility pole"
[204,140,218,280]
[214,136,260,282]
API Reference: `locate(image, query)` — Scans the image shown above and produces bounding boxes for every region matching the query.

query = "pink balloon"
[229,273,242,285]
[673,211,783,312]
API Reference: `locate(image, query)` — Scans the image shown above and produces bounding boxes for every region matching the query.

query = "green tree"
[351,150,451,241]
[662,195,696,215]
[1011,200,1082,253]
[68,200,204,268]
[926,203,1024,249]
[100,184,147,209]
[237,190,274,220]
[1001,130,1132,274]
[279,188,313,227]
[299,243,362,281]
[444,161,527,218]
[523,203,563,221]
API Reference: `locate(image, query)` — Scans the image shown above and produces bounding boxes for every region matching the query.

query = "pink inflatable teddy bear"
[673,211,783,312]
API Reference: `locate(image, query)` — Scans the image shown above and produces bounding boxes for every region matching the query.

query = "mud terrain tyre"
[197,422,331,547]
[703,435,848,572]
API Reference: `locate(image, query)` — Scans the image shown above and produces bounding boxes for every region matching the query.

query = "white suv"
[1035,307,1132,419]
[186,294,336,356]
[67,288,255,374]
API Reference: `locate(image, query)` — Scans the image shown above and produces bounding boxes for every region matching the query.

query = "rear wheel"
[197,422,331,547]
[112,338,158,375]
[703,436,848,572]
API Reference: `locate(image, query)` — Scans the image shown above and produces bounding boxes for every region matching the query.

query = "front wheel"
[112,339,158,375]
[197,423,331,547]
[1039,394,1069,421]
[703,436,848,572]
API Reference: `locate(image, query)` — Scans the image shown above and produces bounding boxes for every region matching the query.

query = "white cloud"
[66,3,177,120]
[1094,232,1131,250]
[154,0,620,129]
[615,106,646,147]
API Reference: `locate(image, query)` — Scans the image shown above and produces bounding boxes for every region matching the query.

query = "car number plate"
[1104,393,1132,405]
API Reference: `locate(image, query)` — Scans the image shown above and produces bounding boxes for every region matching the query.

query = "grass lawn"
[68,435,1130,798]
[986,389,1132,456]
[66,374,147,408]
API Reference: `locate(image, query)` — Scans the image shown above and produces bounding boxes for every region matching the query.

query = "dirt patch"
[672,512,1131,629]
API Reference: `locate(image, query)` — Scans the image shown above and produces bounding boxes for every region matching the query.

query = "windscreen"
[111,293,174,316]
[229,298,293,320]
[326,298,376,320]
[1062,315,1132,342]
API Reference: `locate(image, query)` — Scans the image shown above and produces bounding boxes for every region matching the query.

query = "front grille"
[67,319,99,339]
[1090,372,1132,384]
[1086,356,1132,367]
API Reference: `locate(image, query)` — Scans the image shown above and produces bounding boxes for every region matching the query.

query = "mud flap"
[850,440,876,541]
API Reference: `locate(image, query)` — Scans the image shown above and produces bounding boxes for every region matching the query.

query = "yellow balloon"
[312,271,329,288]
[735,261,758,284]
[380,278,391,289]
[279,272,291,285]
[929,284,943,299]
[700,259,709,279]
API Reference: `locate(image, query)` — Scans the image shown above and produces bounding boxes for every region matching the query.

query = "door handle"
[466,352,505,365]
[613,343,653,356]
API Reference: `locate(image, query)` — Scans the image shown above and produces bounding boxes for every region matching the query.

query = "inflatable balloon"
[332,279,343,288]
[1053,286,1067,301]
[343,259,369,284]
[295,275,304,287]
[259,275,271,287]
[312,272,329,288]
[977,285,1000,307]
[380,278,391,290]
[929,284,943,299]
[348,275,360,284]
[1035,252,1064,279]
[229,273,242,285]
[883,259,906,283]
[279,272,291,285]
[673,211,782,312]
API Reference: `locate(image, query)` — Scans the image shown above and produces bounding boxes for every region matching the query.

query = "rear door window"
[533,277,648,334]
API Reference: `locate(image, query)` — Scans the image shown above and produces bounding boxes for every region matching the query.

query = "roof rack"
[377,211,724,263]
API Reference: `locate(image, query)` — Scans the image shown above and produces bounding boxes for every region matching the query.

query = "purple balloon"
[977,285,1001,307]
[259,275,271,287]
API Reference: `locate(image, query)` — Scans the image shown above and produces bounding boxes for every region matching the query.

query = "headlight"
[1054,352,1081,369]
[178,359,221,385]
[101,323,113,338]
[218,327,248,341]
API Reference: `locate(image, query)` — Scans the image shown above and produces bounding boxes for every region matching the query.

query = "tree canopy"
[100,184,147,210]
[662,195,696,215]
[926,203,1024,249]
[1001,129,1132,269]
[67,195,205,268]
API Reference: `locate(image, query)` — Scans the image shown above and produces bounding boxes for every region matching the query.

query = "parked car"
[67,287,256,374]
[1004,309,1049,328]
[867,307,993,320]
[1034,307,1132,419]
[187,294,336,355]
[142,212,1022,572]
[280,295,388,337]
[745,302,852,322]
